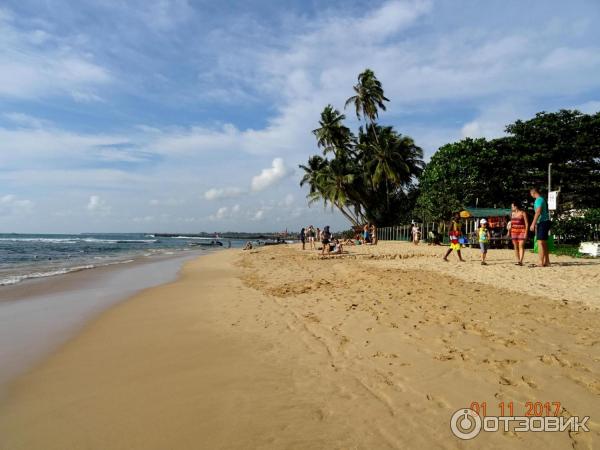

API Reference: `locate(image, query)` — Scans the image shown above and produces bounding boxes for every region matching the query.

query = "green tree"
[415,138,506,220]
[300,70,424,227]
[345,69,389,142]
[505,109,600,210]
[312,105,354,158]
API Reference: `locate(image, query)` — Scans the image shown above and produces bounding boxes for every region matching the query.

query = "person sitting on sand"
[330,238,343,254]
[321,226,332,255]
[443,213,465,262]
[243,241,253,250]
[510,200,528,265]
[478,219,491,265]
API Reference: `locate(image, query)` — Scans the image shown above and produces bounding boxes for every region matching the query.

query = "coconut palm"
[312,105,353,157]
[299,155,328,196]
[300,69,425,227]
[313,157,363,226]
[344,69,389,128]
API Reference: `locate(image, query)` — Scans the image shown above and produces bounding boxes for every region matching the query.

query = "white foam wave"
[0,259,136,286]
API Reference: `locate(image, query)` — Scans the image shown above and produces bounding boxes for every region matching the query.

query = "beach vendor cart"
[460,208,511,248]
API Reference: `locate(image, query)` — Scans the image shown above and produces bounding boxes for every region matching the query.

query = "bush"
[553,209,600,243]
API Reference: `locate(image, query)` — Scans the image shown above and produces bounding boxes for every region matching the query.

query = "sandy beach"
[0,242,599,449]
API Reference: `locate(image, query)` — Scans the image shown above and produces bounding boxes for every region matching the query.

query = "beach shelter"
[459,208,512,245]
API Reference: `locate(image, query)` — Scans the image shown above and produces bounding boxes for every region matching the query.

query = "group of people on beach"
[298,188,551,266]
[300,225,341,255]
[442,187,552,267]
[299,223,379,256]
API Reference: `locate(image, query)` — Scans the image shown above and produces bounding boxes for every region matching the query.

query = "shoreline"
[0,249,208,394]
[0,243,598,449]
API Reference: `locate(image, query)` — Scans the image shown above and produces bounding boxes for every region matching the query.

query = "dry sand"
[0,242,599,449]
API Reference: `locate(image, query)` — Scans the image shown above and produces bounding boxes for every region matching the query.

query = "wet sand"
[0,252,201,394]
[0,243,598,449]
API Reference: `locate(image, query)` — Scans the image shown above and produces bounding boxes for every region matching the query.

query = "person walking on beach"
[510,200,529,265]
[300,227,306,250]
[443,213,465,262]
[478,219,491,265]
[530,187,551,267]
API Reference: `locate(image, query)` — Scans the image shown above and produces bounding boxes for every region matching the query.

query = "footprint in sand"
[521,375,537,389]
[499,375,518,386]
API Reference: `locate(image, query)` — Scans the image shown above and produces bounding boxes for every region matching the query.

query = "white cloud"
[203,187,245,201]
[575,100,600,114]
[252,209,265,221]
[461,101,528,139]
[0,9,111,100]
[251,158,289,192]
[282,194,294,207]
[2,112,51,128]
[87,195,111,215]
[149,198,185,206]
[0,194,34,215]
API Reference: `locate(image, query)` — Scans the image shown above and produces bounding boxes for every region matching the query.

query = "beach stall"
[460,207,511,248]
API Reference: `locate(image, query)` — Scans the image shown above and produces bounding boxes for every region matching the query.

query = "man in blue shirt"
[529,187,551,267]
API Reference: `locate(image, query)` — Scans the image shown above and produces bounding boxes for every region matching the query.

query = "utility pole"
[548,163,553,221]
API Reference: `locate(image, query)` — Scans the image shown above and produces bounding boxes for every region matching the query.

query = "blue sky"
[1,0,599,233]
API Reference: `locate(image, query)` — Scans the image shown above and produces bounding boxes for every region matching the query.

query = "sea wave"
[0,259,136,286]
[0,238,157,244]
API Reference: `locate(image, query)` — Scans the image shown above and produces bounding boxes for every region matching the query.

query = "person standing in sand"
[321,226,332,256]
[411,222,421,245]
[443,213,465,262]
[300,227,306,250]
[510,200,529,265]
[478,218,491,265]
[370,224,378,245]
[307,225,316,250]
[362,224,371,244]
[529,187,551,267]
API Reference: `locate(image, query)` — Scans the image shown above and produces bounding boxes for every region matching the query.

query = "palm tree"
[344,69,389,138]
[314,157,363,226]
[299,155,328,196]
[312,105,353,157]
[360,125,425,213]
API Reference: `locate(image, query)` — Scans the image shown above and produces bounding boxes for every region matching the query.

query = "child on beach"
[478,219,491,265]
[443,213,465,262]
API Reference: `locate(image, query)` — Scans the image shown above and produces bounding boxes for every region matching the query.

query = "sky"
[1,0,599,233]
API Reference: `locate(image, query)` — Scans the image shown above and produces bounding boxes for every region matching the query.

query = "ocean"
[0,233,243,286]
